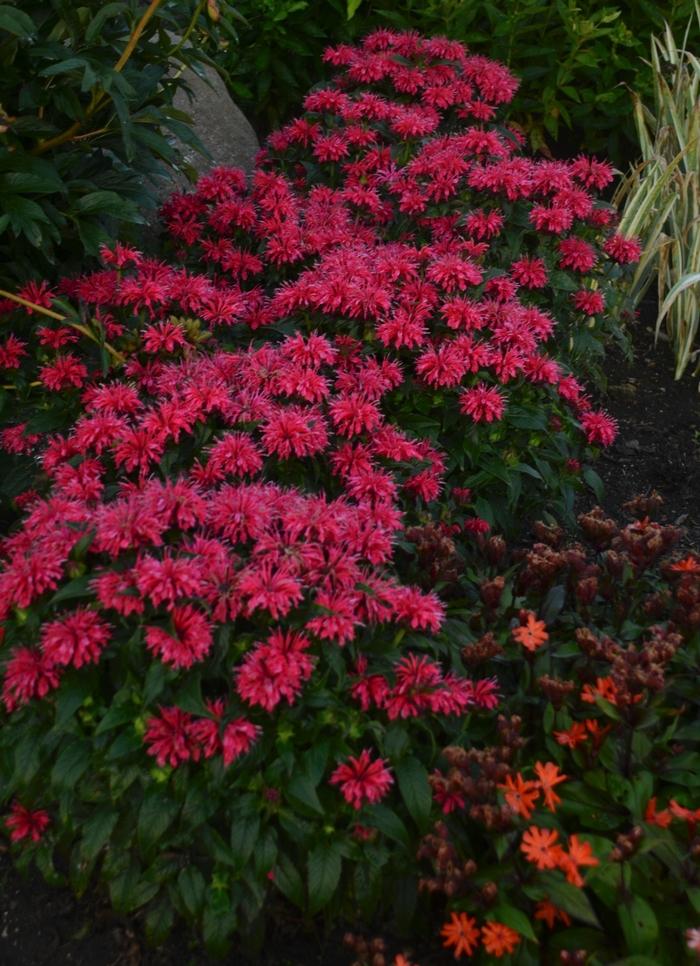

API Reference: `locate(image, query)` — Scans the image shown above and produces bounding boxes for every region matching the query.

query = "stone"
[171,63,260,181]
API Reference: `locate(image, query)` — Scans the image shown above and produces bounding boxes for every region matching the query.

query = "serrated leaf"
[178,866,206,918]
[287,771,324,815]
[307,842,341,914]
[144,893,174,945]
[137,791,179,853]
[274,853,305,908]
[81,805,118,861]
[230,814,259,865]
[51,738,90,790]
[364,804,410,846]
[395,756,432,830]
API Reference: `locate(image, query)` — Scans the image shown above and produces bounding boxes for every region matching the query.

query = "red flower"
[329,749,393,809]
[40,608,112,669]
[145,605,213,669]
[459,384,505,423]
[5,802,50,843]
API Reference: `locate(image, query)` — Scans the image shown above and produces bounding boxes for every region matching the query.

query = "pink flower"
[510,257,548,289]
[580,410,618,447]
[603,234,642,264]
[40,609,112,668]
[144,706,198,767]
[39,354,88,391]
[330,749,394,809]
[222,717,261,765]
[5,802,50,843]
[2,648,61,712]
[558,238,597,272]
[572,289,605,315]
[459,383,506,423]
[145,605,213,669]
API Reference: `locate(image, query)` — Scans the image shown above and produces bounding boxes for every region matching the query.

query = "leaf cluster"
[0,0,236,286]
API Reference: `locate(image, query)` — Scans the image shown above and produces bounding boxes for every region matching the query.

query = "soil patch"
[596,314,700,546]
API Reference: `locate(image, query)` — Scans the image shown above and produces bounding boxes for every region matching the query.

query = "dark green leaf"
[395,756,432,831]
[307,841,341,914]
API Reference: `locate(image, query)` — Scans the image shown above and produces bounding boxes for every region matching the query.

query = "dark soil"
[1,313,698,966]
[595,316,700,546]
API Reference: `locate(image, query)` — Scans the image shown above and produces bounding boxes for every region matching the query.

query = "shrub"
[0,0,233,288]
[0,332,502,954]
[0,33,642,530]
[223,0,700,164]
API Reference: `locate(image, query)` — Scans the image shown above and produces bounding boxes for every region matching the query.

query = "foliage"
[223,0,700,164]
[614,6,700,381]
[357,494,700,963]
[0,0,236,288]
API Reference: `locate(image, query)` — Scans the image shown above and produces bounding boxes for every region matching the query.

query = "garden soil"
[0,318,698,966]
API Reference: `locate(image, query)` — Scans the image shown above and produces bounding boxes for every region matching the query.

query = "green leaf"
[39,57,90,77]
[137,791,179,853]
[0,4,35,37]
[307,841,342,914]
[287,771,324,816]
[540,877,601,928]
[177,866,206,919]
[54,673,93,730]
[51,739,90,790]
[230,814,260,866]
[144,894,174,945]
[364,804,410,847]
[583,466,604,501]
[202,888,237,957]
[347,0,364,17]
[86,2,128,42]
[541,584,566,624]
[491,902,539,943]
[49,575,93,606]
[81,805,118,861]
[395,756,432,831]
[95,701,136,735]
[75,190,131,216]
[619,896,658,954]
[274,853,305,908]
[110,862,158,915]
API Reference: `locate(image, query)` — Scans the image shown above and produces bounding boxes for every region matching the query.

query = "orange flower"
[581,676,618,705]
[441,911,480,959]
[394,956,418,966]
[584,718,611,747]
[558,834,599,887]
[645,796,672,828]
[481,921,520,957]
[520,825,562,870]
[534,899,571,929]
[512,612,548,652]
[554,722,588,749]
[670,555,700,573]
[534,761,567,811]
[498,772,540,820]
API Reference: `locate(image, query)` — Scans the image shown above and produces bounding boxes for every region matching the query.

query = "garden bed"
[1,311,696,966]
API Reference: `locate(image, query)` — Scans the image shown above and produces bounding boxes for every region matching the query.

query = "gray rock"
[140,62,260,247]
[172,63,260,180]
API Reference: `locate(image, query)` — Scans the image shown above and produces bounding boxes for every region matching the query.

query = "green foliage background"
[225,0,700,165]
